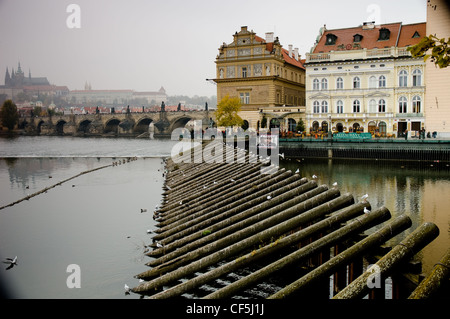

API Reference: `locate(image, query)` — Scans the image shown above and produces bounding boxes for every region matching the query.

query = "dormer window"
[353,34,363,42]
[325,33,337,45]
[378,28,390,41]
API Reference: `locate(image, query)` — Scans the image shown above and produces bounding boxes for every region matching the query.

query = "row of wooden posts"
[131,140,449,299]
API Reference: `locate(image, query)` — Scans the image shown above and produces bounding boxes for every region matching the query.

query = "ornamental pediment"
[366,90,390,98]
[309,92,330,99]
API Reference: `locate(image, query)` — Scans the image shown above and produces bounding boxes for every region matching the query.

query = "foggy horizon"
[0,0,426,98]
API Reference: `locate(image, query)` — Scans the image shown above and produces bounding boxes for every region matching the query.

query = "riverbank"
[280,137,450,162]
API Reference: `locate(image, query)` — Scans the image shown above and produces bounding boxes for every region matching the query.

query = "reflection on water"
[0,136,449,298]
[280,158,450,274]
[0,156,166,299]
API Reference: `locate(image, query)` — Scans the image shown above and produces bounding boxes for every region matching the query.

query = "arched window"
[336,100,343,113]
[321,101,328,113]
[312,121,319,131]
[412,96,421,113]
[399,70,408,87]
[369,76,377,88]
[412,69,422,86]
[353,76,360,89]
[379,121,387,136]
[399,96,407,113]
[313,78,320,90]
[336,77,343,89]
[378,99,386,112]
[368,121,377,134]
[369,99,377,113]
[313,101,320,113]
[353,100,360,113]
[379,75,386,88]
[288,118,297,132]
[321,78,328,90]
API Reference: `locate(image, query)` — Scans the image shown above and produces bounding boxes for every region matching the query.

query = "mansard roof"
[312,21,426,53]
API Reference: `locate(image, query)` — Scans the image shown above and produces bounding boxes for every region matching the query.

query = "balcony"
[306,47,412,63]
[307,112,395,120]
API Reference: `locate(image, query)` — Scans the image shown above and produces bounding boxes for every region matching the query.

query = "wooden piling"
[332,222,439,299]
[149,202,371,299]
[267,214,412,299]
[408,248,450,299]
[132,191,352,290]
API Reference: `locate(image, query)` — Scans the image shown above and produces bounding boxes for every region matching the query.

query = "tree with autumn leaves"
[408,34,450,68]
[214,95,244,128]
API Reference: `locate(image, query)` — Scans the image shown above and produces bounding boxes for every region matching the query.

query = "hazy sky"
[0,0,426,97]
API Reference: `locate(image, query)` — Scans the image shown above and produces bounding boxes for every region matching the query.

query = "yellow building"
[424,0,450,138]
[213,26,306,131]
[305,21,426,137]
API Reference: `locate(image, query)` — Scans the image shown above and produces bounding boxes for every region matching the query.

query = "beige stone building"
[424,0,450,138]
[213,26,306,131]
[305,21,426,137]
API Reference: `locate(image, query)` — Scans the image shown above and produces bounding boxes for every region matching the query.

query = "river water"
[0,136,449,299]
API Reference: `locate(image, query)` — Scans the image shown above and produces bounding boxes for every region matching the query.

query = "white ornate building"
[305,21,426,137]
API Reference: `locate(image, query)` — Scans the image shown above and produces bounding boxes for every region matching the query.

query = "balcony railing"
[306,47,412,63]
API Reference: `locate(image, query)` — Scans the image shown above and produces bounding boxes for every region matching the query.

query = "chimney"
[294,48,299,60]
[289,44,293,58]
[265,32,274,43]
[362,21,375,30]
[241,26,248,32]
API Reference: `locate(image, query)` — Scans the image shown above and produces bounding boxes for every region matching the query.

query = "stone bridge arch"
[78,119,92,134]
[134,117,154,134]
[56,119,67,135]
[169,116,196,132]
[105,118,121,134]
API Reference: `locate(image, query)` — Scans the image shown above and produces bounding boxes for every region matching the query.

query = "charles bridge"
[18,110,215,138]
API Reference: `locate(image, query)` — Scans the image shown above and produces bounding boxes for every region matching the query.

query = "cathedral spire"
[17,61,23,75]
[5,67,10,86]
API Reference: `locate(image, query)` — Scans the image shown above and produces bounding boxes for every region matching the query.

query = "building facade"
[424,0,450,138]
[305,21,426,137]
[213,26,306,131]
[67,86,167,106]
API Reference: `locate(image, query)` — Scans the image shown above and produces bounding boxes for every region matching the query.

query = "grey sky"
[0,0,426,98]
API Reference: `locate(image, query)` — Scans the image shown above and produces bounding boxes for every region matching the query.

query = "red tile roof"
[254,35,305,69]
[397,22,426,47]
[312,22,425,53]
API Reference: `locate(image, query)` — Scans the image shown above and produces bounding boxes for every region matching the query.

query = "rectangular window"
[239,92,250,104]
[242,67,247,78]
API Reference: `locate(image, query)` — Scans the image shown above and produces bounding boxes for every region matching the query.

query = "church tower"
[5,67,11,86]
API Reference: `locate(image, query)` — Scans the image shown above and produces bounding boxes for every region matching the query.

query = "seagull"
[124,284,131,294]
[3,256,18,270]
[312,174,318,179]
[267,195,272,200]
[140,208,147,213]
[230,178,235,182]
[361,194,369,202]
[364,207,371,214]
[156,242,164,248]
[295,168,300,174]
[279,153,285,159]
[147,229,152,234]
[332,182,338,187]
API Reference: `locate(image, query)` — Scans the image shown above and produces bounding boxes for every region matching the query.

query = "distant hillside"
[167,95,217,109]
